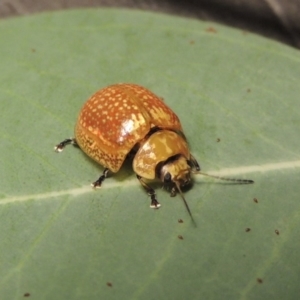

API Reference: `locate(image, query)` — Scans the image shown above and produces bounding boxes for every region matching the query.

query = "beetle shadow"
[113,158,137,182]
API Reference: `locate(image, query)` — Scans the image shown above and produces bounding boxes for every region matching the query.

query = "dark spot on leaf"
[257,278,263,284]
[245,228,251,232]
[206,27,217,33]
[275,229,280,235]
[31,48,36,53]
[253,198,258,203]
[247,88,251,93]
[178,219,184,223]
[178,235,184,240]
[216,138,220,142]
[24,293,30,297]
[189,40,195,45]
[107,282,112,287]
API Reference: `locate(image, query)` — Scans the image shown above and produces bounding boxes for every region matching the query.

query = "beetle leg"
[54,138,77,152]
[190,154,201,172]
[136,175,161,208]
[91,168,109,188]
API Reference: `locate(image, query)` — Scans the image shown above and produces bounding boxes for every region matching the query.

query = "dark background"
[1,0,300,49]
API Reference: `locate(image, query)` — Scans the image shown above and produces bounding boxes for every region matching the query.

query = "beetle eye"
[164,172,172,183]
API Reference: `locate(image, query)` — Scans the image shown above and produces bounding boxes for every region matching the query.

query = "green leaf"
[1,8,300,300]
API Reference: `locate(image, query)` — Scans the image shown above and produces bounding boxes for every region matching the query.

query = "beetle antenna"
[195,171,254,184]
[175,182,197,227]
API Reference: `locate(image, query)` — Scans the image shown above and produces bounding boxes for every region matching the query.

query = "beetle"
[55,83,253,222]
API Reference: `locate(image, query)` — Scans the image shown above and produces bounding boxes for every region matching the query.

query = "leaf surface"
[0,9,300,300]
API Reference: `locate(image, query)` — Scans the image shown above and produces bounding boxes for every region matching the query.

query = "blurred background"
[1,0,300,49]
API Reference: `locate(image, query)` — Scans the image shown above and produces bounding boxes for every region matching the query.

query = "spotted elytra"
[55,83,254,223]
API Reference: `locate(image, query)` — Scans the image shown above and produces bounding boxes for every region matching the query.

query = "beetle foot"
[150,195,161,209]
[91,181,102,189]
[170,186,177,197]
[54,138,77,152]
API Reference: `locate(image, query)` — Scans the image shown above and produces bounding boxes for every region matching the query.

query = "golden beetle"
[55,83,253,221]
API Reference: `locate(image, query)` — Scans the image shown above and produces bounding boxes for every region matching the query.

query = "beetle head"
[158,155,196,225]
[159,155,191,188]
